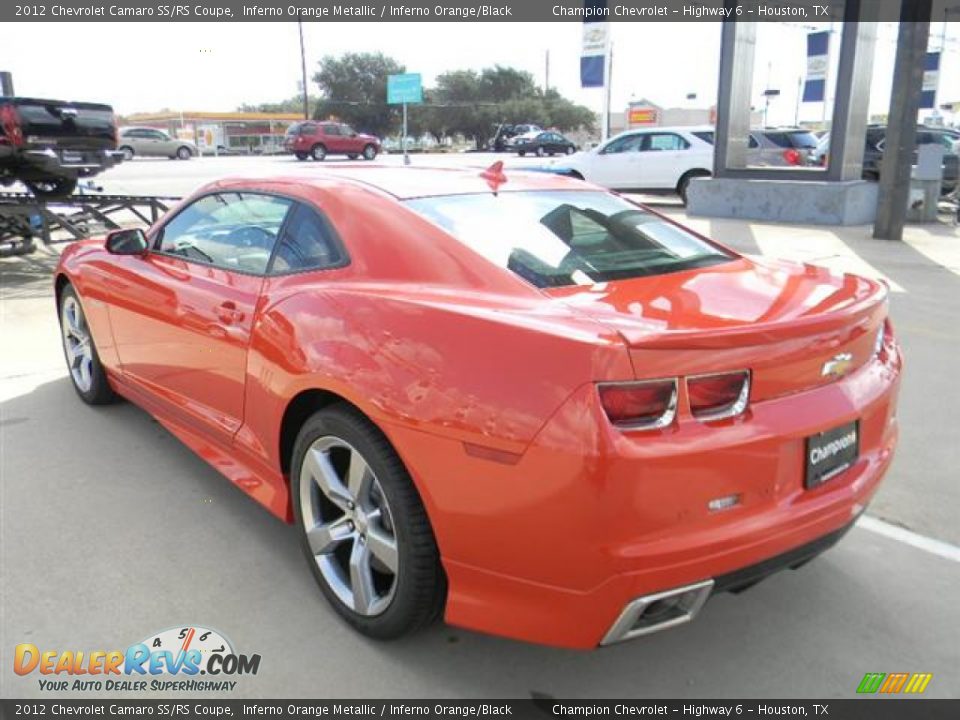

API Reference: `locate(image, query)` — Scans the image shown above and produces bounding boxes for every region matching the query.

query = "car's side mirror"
[105,228,148,255]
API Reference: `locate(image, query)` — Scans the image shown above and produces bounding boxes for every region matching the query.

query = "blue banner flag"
[802,31,829,103]
[920,52,940,109]
[580,0,609,89]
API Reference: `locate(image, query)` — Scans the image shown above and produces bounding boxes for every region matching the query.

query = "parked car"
[514,130,576,157]
[688,127,819,167]
[0,96,123,198]
[865,125,958,196]
[814,125,959,196]
[490,123,543,152]
[55,166,901,648]
[118,127,197,160]
[285,121,380,161]
[555,126,714,203]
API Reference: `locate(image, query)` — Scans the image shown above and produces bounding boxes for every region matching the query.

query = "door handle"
[216,301,245,324]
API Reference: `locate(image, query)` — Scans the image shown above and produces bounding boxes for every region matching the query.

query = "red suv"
[285,121,380,162]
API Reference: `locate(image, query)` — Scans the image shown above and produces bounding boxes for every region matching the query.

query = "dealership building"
[119,110,305,154]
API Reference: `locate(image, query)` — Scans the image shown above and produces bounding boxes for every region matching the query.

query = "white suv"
[555,126,714,203]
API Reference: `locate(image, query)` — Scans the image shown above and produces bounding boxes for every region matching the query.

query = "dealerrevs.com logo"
[14,626,260,692]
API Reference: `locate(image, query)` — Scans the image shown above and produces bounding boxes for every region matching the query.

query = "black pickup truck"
[0,96,124,198]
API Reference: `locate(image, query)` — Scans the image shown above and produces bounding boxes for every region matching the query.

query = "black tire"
[518,151,526,157]
[295,152,309,161]
[565,146,575,155]
[291,404,446,639]
[25,177,77,199]
[362,144,377,161]
[119,146,135,161]
[311,144,327,161]
[176,146,192,160]
[677,170,711,205]
[58,284,118,405]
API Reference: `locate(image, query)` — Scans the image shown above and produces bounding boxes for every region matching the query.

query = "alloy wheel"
[61,295,94,393]
[299,436,399,616]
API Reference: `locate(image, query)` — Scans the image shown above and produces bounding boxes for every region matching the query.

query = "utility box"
[907,144,944,223]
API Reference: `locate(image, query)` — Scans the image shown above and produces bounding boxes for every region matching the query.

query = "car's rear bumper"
[10,147,123,179]
[384,342,901,649]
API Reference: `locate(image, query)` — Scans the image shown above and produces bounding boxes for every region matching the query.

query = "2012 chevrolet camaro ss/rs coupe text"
[54,166,902,649]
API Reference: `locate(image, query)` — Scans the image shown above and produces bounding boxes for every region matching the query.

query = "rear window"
[763,131,819,149]
[405,191,734,288]
[14,102,114,135]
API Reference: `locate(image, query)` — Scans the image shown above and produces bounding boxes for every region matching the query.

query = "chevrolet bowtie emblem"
[821,352,854,378]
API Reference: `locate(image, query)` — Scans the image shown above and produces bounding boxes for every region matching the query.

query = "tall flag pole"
[580,0,611,141]
[802,29,830,126]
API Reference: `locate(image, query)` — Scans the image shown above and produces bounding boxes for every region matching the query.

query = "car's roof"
[224,166,591,200]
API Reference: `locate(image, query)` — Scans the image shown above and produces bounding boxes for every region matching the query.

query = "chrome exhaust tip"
[600,579,714,646]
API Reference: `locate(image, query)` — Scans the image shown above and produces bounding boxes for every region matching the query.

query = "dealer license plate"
[805,420,859,489]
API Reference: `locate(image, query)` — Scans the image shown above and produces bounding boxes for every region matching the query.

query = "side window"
[323,124,341,136]
[643,133,690,152]
[270,204,345,274]
[301,123,318,135]
[763,132,791,148]
[692,131,715,145]
[602,134,644,154]
[157,192,293,275]
[748,134,760,148]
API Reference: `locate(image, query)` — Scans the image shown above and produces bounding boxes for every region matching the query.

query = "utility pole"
[298,18,309,120]
[602,42,613,141]
[0,71,13,97]
[544,50,550,93]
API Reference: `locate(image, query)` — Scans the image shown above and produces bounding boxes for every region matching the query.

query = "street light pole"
[298,18,309,120]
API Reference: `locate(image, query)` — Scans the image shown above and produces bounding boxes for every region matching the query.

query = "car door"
[591,133,645,187]
[140,129,168,157]
[321,123,344,153]
[634,132,694,189]
[155,130,178,156]
[105,191,294,440]
[340,124,363,153]
[124,128,150,155]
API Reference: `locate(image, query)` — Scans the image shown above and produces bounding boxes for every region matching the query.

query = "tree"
[238,96,308,114]
[542,89,597,134]
[432,70,497,149]
[312,52,406,136]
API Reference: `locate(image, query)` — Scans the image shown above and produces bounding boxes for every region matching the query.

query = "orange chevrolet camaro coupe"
[54,166,902,648]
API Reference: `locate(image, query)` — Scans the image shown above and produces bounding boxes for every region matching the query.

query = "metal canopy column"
[874,0,934,240]
[713,9,756,176]
[826,0,879,182]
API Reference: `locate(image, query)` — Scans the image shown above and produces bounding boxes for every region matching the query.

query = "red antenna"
[479,161,507,195]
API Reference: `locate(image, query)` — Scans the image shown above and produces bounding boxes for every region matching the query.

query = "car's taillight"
[0,104,23,147]
[598,379,677,430]
[783,148,802,166]
[687,370,751,422]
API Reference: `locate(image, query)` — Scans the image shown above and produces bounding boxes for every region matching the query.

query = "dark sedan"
[515,131,577,157]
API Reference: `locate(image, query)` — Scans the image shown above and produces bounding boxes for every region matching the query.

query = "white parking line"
[857,515,960,563]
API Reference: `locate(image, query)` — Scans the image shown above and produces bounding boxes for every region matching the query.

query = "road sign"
[387,73,422,105]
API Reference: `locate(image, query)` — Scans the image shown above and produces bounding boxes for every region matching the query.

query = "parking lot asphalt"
[1,154,958,699]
